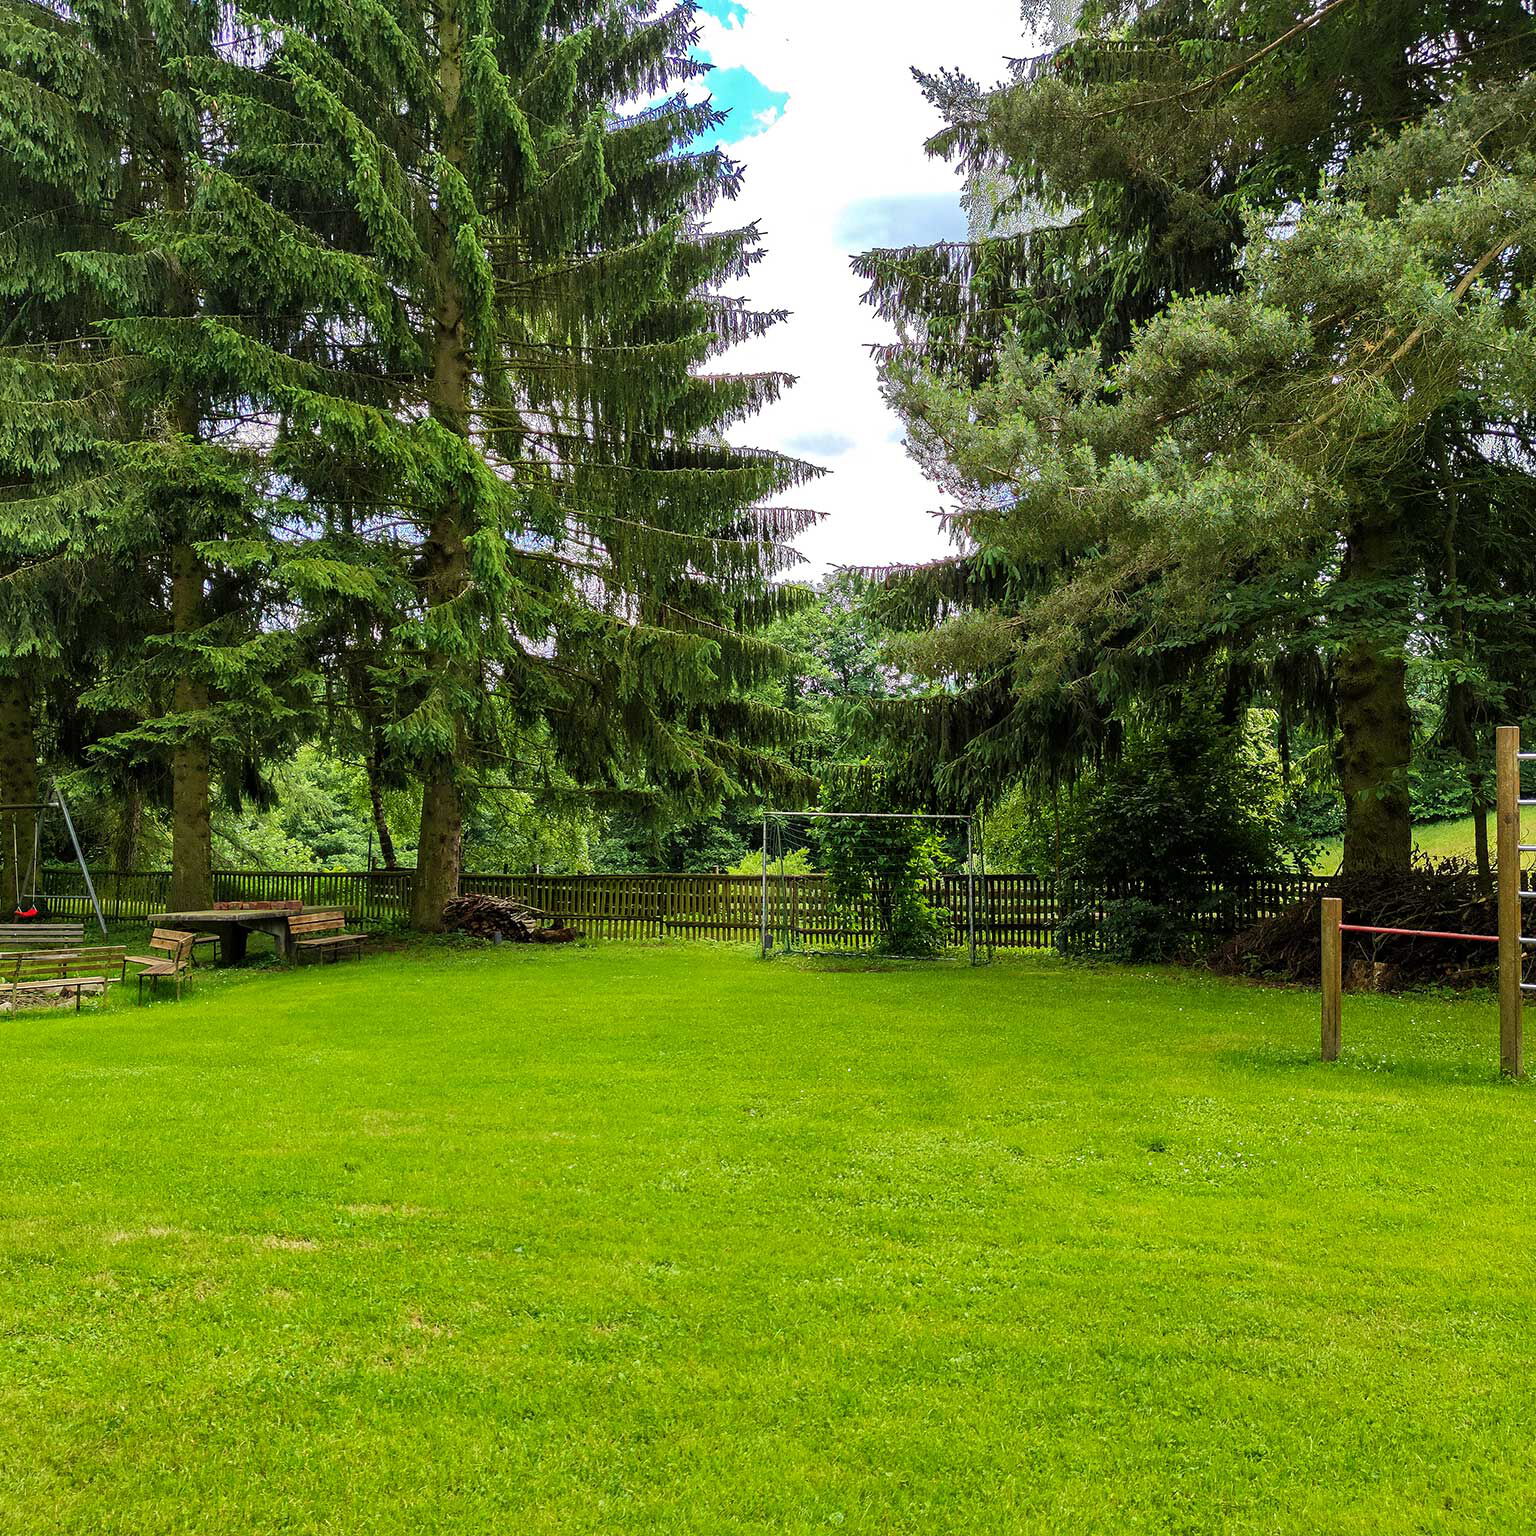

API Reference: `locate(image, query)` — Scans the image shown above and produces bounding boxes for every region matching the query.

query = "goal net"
[759,811,989,964]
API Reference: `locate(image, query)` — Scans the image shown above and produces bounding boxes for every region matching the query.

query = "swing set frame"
[0,786,107,936]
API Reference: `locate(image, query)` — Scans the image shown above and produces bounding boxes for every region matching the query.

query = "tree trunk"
[367,739,399,870]
[169,541,213,910]
[413,772,463,925]
[1471,775,1492,889]
[111,786,144,874]
[410,1,472,932]
[1448,685,1492,892]
[1440,451,1491,891]
[1334,516,1413,874]
[0,672,39,912]
[163,140,213,913]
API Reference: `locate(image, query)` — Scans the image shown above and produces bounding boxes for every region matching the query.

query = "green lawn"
[4,942,1535,1534]
[1311,807,1535,870]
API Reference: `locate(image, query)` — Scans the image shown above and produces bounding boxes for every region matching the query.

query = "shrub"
[730,846,816,877]
[1056,898,1188,963]
[815,765,954,958]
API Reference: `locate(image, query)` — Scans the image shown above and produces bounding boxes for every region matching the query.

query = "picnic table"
[147,907,315,966]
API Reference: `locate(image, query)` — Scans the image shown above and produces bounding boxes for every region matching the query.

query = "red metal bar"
[1338,923,1498,943]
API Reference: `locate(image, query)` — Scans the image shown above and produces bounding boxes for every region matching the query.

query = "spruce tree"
[0,0,123,896]
[184,0,819,926]
[6,2,816,922]
[857,0,1536,871]
[0,0,317,909]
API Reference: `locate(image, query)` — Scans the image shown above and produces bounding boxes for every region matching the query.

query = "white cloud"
[693,1,1032,575]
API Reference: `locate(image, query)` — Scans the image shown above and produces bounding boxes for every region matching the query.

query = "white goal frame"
[759,810,987,965]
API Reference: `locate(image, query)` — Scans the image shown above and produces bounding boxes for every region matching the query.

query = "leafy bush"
[1055,899,1189,963]
[730,845,817,877]
[1061,705,1315,900]
[983,706,1320,882]
[1052,906,1099,957]
[1409,747,1477,823]
[815,766,953,958]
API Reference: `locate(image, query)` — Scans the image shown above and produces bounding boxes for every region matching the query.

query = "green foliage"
[730,845,815,877]
[1409,747,1479,824]
[857,0,1536,874]
[751,569,910,792]
[1022,706,1320,961]
[988,707,1315,889]
[812,768,953,958]
[0,0,821,914]
[592,810,752,874]
[212,748,396,872]
[462,789,599,877]
[1056,898,1187,964]
[1066,710,1314,897]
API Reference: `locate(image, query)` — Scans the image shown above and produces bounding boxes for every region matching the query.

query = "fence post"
[1497,725,1524,1078]
[1320,896,1342,1062]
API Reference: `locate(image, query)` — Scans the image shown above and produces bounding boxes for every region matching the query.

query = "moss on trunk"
[0,672,39,911]
[1334,515,1413,874]
[168,541,212,910]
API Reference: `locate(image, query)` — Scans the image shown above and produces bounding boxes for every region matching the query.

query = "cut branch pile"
[441,893,581,944]
[1211,863,1498,989]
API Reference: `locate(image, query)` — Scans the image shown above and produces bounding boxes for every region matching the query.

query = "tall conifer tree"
[5,1,816,918]
[0,0,315,908]
[0,0,126,894]
[191,0,818,926]
[858,0,1536,871]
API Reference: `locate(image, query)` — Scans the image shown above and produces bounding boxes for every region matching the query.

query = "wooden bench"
[0,921,86,949]
[126,930,197,1002]
[288,909,368,963]
[1,946,128,1012]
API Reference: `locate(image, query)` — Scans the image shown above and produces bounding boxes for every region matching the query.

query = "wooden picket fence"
[38,866,1331,950]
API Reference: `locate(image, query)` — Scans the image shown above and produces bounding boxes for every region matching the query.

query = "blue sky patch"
[691,2,786,148]
[836,195,969,252]
[786,432,858,458]
[704,65,789,144]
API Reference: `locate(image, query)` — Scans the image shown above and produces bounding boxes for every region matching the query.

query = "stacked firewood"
[441,893,581,944]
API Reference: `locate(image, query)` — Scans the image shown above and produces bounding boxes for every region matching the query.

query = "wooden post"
[1320,896,1342,1061]
[1497,725,1523,1078]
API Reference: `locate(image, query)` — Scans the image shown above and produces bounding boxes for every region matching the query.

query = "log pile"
[1211,860,1498,990]
[441,893,582,944]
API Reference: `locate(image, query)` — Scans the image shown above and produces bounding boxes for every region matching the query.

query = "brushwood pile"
[1213,861,1499,989]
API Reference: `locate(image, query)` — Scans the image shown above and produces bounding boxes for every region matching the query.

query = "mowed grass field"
[4,942,1536,1534]
[1311,808,1536,870]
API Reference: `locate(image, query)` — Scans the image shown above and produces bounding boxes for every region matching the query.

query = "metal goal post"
[758,810,988,965]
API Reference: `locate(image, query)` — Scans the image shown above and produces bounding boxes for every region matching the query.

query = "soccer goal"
[759,810,989,964]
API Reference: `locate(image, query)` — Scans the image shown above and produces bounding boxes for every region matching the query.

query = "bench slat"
[287,911,367,962]
[6,947,127,984]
